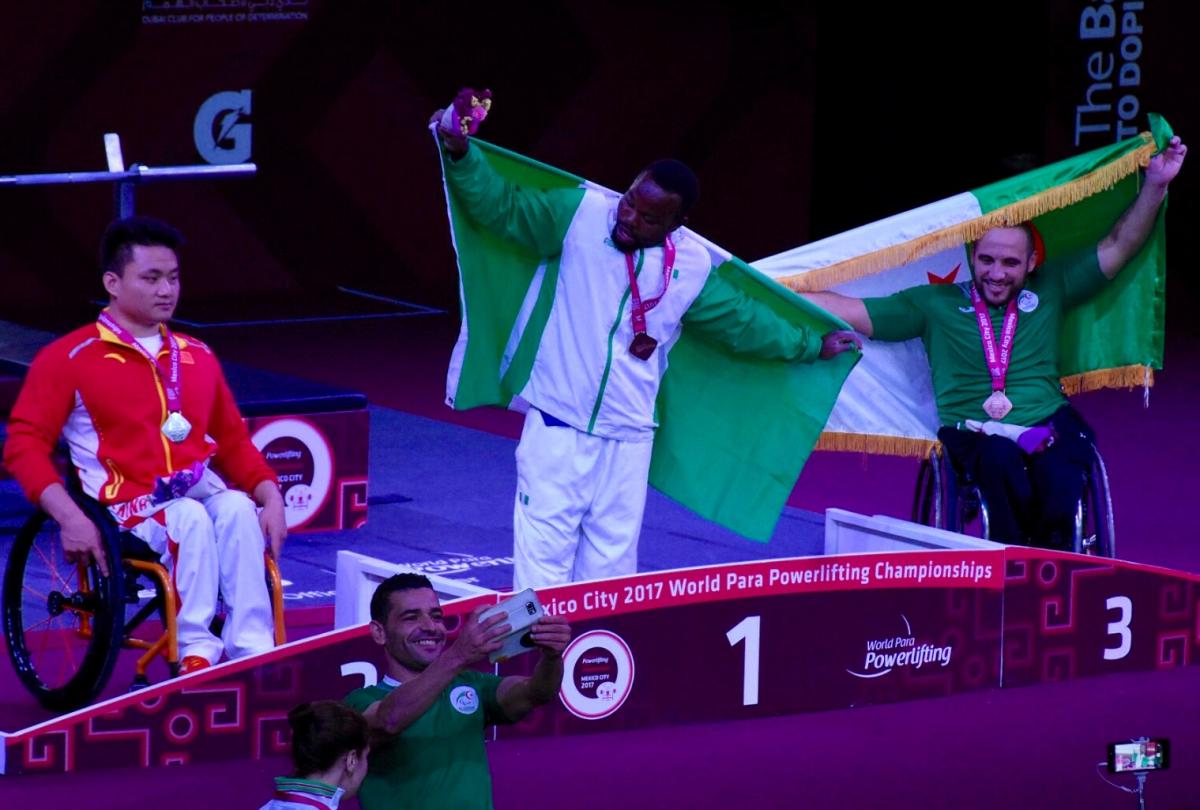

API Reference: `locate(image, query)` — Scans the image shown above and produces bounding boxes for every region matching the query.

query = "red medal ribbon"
[969,286,1019,393]
[97,311,183,412]
[624,234,676,338]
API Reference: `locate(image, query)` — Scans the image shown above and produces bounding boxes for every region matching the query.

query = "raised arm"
[800,291,875,338]
[361,607,507,736]
[431,109,583,258]
[1097,136,1187,279]
[495,615,571,721]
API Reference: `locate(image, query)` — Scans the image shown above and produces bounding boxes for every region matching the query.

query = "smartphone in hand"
[478,589,544,663]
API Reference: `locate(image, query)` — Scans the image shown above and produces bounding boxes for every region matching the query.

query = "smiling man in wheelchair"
[4,216,287,674]
[802,136,1187,550]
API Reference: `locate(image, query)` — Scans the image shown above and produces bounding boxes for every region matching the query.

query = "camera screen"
[1109,739,1169,773]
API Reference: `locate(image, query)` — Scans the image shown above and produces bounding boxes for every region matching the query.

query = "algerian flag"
[439,138,856,541]
[754,114,1173,456]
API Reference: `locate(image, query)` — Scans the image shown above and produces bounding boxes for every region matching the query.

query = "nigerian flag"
[438,137,855,541]
[755,114,1173,456]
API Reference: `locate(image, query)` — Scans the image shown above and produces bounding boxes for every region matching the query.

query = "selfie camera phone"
[478,589,544,663]
[1107,738,1170,773]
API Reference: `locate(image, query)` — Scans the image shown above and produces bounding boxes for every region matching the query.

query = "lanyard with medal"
[969,286,1019,420]
[97,311,192,443]
[624,235,676,361]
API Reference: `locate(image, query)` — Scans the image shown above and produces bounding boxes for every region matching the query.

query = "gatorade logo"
[194,90,252,164]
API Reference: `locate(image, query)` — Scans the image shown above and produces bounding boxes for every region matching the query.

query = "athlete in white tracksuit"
[439,126,857,589]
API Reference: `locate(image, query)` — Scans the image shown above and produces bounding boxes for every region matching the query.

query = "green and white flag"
[439,139,856,541]
[754,115,1173,457]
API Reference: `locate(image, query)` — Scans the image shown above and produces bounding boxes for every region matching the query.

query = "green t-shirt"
[863,250,1107,426]
[345,670,507,810]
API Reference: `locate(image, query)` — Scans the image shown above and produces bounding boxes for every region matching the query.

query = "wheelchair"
[3,486,285,712]
[912,440,1115,557]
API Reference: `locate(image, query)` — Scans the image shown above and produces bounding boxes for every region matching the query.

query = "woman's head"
[287,700,370,795]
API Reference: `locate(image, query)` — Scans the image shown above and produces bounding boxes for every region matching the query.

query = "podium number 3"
[1104,596,1132,661]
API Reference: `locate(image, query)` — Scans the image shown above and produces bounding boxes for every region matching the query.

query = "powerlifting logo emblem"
[558,630,635,720]
[251,418,333,529]
[846,614,953,679]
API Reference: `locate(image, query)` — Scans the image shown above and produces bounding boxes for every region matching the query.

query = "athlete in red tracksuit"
[3,217,286,671]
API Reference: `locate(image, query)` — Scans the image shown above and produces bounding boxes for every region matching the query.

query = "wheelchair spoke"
[28,616,85,689]
[30,540,69,591]
[59,627,79,682]
[22,582,51,601]
[7,507,126,709]
[22,614,59,634]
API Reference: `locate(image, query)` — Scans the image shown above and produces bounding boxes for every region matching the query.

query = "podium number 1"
[726,615,761,706]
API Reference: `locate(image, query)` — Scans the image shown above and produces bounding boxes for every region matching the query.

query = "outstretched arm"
[684,270,822,362]
[800,291,874,338]
[362,607,508,736]
[495,616,571,722]
[1097,136,1187,279]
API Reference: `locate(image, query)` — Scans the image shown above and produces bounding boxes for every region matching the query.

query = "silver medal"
[161,411,192,443]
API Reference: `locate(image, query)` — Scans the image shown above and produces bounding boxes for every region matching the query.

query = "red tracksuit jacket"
[4,320,276,505]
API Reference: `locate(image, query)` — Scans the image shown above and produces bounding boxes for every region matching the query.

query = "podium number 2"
[1104,596,1132,661]
[726,615,761,706]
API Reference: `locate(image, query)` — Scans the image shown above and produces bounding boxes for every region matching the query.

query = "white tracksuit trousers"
[513,409,653,589]
[114,471,274,664]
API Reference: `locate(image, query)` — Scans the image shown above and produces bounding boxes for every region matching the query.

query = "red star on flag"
[927,263,960,284]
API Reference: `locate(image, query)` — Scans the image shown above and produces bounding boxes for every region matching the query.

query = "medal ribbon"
[624,235,676,336]
[97,311,183,413]
[969,286,1019,393]
[151,461,206,505]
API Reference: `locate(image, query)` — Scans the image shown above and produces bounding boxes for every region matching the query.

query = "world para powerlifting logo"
[846,614,953,680]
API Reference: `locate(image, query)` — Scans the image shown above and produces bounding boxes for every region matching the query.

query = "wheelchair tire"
[3,507,125,712]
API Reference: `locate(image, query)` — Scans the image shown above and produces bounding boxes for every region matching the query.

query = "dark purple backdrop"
[1,1,1196,333]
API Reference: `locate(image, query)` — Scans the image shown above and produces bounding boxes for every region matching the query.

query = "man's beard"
[975,278,1019,306]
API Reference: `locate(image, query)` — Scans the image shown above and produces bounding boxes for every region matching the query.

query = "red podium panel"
[7,549,1198,777]
[1001,548,1200,687]
[1,554,1006,775]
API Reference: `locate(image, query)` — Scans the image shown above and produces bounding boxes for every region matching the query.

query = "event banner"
[4,549,1199,776]
[495,552,1003,738]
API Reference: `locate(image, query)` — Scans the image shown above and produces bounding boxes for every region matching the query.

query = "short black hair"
[369,573,435,623]
[99,216,184,277]
[287,700,368,778]
[644,159,699,215]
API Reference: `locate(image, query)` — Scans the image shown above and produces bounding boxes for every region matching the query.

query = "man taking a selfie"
[345,574,571,810]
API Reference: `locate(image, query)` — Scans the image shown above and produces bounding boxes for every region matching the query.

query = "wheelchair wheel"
[1075,446,1116,558]
[3,509,125,712]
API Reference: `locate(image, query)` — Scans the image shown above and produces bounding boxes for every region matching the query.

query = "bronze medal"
[629,332,658,361]
[982,390,1013,420]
